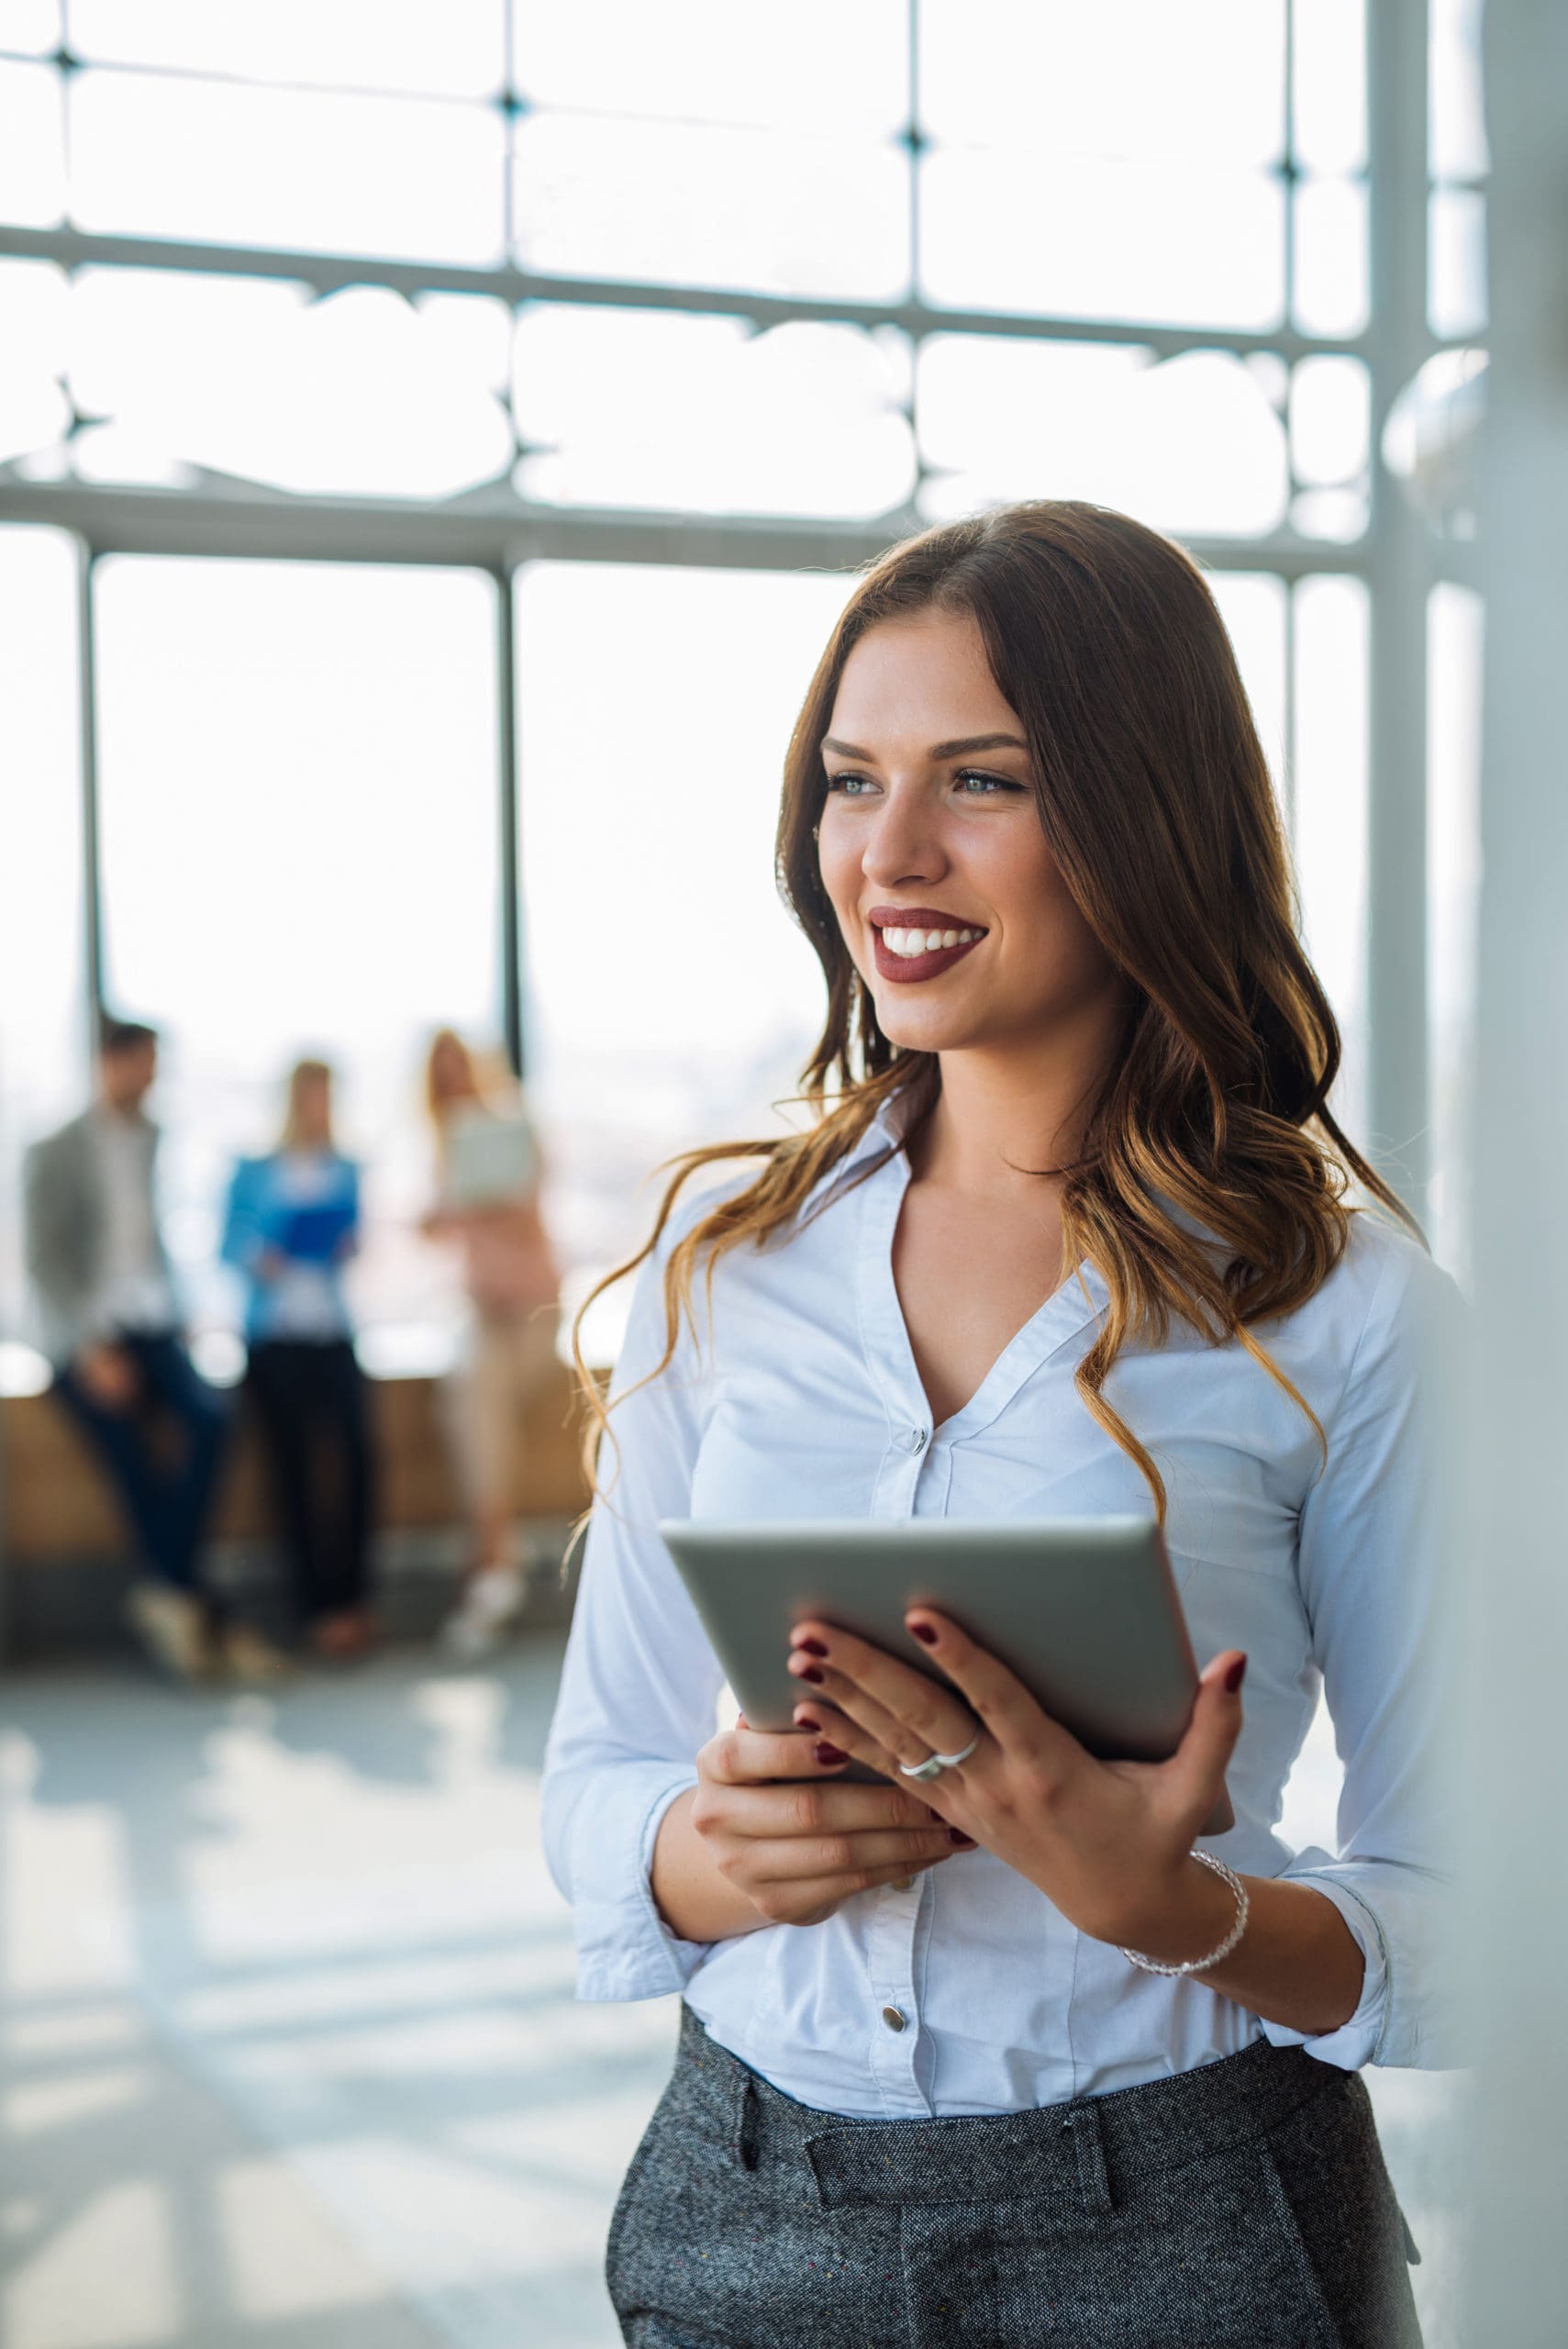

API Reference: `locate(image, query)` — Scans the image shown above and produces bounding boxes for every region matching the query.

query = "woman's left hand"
[787,1610,1247,1953]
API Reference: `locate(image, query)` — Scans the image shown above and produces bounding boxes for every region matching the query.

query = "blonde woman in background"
[421,1029,562,1657]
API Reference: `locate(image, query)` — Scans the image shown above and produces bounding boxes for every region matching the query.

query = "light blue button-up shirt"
[542,1093,1460,2118]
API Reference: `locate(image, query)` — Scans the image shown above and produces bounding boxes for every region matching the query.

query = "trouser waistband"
[674,2004,1338,2218]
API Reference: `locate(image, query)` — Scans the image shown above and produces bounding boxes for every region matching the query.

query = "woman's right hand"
[654,1723,961,1939]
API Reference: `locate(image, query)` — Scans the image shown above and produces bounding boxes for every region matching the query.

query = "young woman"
[223,1058,377,1660]
[421,1030,562,1655]
[542,503,1455,2348]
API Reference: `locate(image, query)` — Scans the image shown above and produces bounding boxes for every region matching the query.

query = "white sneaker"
[440,1565,528,1660]
[124,1582,215,1683]
[218,1621,292,1686]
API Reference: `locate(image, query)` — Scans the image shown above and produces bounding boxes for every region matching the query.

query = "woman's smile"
[869,903,988,983]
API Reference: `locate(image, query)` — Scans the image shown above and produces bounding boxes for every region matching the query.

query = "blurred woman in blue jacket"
[223,1059,377,1659]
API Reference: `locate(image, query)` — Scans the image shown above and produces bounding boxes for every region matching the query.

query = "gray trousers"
[606,2006,1422,2349]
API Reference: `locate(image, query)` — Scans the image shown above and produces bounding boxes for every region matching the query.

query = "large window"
[94,556,503,1365]
[515,561,848,1342]
[0,0,1451,1325]
[0,526,83,1382]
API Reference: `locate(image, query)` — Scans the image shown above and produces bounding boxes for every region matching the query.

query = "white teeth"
[880,924,983,959]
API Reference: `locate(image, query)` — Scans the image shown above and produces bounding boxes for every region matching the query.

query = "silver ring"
[898,1733,981,1783]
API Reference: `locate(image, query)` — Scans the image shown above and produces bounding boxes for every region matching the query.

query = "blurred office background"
[0,2,1503,2343]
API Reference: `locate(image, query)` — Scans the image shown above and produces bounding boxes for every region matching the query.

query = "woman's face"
[430,1035,474,1104]
[817,609,1121,1060]
[294,1068,331,1141]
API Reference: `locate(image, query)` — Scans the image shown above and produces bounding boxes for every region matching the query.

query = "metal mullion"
[1282,571,1298,843]
[495,563,524,1078]
[48,50,505,111]
[1364,0,1433,1219]
[0,223,1374,365]
[0,483,1374,581]
[75,537,105,1040]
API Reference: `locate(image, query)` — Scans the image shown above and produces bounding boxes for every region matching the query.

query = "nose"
[860,784,948,892]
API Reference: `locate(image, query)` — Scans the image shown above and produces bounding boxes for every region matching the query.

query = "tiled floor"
[0,1639,1463,2348]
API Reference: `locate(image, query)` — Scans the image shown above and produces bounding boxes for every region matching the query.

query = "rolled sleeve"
[1281,1237,1465,2073]
[1261,1855,1391,2068]
[556,1763,710,2000]
[541,1205,732,2003]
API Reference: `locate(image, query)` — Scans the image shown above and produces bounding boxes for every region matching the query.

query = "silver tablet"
[659,1517,1233,1839]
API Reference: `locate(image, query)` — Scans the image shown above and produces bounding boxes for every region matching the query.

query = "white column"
[1465,1,1568,2338]
[1365,0,1432,1220]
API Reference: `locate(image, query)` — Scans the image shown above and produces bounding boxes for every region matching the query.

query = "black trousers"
[53,1331,228,1594]
[244,1339,375,1623]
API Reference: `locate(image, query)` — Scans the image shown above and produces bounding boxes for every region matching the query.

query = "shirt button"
[908,1428,929,1454]
[881,2005,907,2032]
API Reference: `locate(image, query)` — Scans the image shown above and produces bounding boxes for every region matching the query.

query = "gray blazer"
[22,1108,175,1367]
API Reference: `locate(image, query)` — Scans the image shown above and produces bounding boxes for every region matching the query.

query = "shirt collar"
[795,1075,926,1226]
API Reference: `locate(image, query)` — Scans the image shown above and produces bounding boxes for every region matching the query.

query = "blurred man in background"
[23,1017,275,1682]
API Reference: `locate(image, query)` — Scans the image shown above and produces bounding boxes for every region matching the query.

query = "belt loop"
[1062,2099,1114,2217]
[733,2072,760,2174]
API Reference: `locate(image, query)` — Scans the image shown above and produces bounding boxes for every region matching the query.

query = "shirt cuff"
[1258,1856,1390,2070]
[635,1776,715,1981]
[564,1764,711,2003]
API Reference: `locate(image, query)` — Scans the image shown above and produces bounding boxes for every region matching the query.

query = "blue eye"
[824,773,876,796]
[954,770,1026,797]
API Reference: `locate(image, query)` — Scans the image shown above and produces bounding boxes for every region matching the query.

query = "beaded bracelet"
[1118,1850,1251,1977]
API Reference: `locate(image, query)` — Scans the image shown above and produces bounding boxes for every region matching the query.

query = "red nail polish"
[908,1622,939,1647]
[1224,1654,1248,1694]
[814,1742,848,1766]
[948,1829,976,1848]
[795,1714,821,1734]
[797,1664,825,1685]
[795,1636,828,1658]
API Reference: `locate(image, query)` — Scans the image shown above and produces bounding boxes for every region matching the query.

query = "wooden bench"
[0,1364,598,1652]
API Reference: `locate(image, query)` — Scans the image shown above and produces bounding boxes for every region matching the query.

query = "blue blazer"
[221,1151,361,1343]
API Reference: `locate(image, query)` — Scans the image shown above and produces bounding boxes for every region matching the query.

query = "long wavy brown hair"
[574,500,1420,1520]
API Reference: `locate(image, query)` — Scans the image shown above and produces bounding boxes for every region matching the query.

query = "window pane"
[1427,583,1482,1282]
[1292,0,1366,173]
[514,306,913,518]
[921,151,1284,330]
[67,270,513,499]
[70,0,506,97]
[1207,572,1288,802]
[1292,574,1369,1146]
[919,0,1284,167]
[71,72,506,264]
[0,258,70,462]
[517,562,845,1325]
[0,59,65,226]
[0,528,84,1372]
[517,0,907,133]
[0,2,61,56]
[1429,0,1487,183]
[95,560,502,1341]
[1290,355,1371,485]
[1292,176,1369,337]
[511,113,909,301]
[1289,487,1369,543]
[1429,187,1487,341]
[917,339,1288,538]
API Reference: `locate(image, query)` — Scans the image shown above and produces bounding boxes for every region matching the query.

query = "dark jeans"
[245,1338,375,1624]
[53,1331,229,1596]
[607,2006,1424,2349]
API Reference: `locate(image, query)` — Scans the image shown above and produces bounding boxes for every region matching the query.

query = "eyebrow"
[820,732,1030,762]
